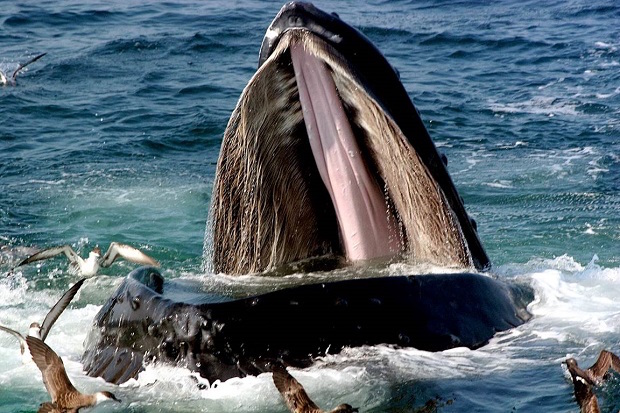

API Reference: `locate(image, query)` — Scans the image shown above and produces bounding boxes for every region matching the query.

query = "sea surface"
[1,0,619,412]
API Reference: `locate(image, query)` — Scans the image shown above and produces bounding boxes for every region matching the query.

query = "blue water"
[1,0,619,412]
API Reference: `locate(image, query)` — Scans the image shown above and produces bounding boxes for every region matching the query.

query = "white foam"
[538,77,565,90]
[0,273,29,307]
[583,224,596,235]
[2,255,620,411]
[595,86,620,98]
[594,41,617,51]
[116,361,375,412]
[488,96,579,116]
[27,179,66,186]
[526,259,620,337]
[484,180,513,188]
[497,141,528,149]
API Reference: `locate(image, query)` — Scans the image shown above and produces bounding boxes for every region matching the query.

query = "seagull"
[26,335,121,412]
[0,52,46,86]
[0,278,85,363]
[17,242,159,277]
[564,350,620,386]
[563,350,620,413]
[272,364,359,413]
[569,374,600,413]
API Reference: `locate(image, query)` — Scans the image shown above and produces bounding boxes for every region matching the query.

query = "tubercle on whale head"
[259,2,348,68]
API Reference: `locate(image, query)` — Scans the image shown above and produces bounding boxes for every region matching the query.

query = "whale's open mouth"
[83,3,530,386]
[210,2,489,275]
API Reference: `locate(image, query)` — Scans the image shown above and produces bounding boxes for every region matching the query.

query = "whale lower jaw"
[82,267,533,384]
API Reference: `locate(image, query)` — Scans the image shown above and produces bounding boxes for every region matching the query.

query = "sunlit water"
[1,0,619,412]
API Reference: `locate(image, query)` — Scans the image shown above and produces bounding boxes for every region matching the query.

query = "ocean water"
[1,0,619,412]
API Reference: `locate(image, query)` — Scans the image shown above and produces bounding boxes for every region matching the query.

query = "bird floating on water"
[27,335,121,413]
[0,52,46,86]
[17,242,159,277]
[563,350,620,413]
[272,364,359,413]
[0,278,85,363]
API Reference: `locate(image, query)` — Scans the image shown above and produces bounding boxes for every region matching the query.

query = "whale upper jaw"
[209,2,490,275]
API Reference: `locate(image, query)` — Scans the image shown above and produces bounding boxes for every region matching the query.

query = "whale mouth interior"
[211,29,473,275]
[289,40,402,263]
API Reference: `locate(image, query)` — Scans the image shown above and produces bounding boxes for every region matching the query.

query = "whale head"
[209,2,489,275]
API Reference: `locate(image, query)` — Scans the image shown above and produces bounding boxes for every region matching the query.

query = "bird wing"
[27,336,79,402]
[0,324,27,354]
[17,245,81,267]
[572,375,599,412]
[37,402,61,413]
[100,242,159,268]
[273,365,322,413]
[589,349,620,380]
[610,351,620,374]
[40,278,86,342]
[11,52,47,80]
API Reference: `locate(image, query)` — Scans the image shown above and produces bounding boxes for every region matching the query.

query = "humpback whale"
[82,2,533,385]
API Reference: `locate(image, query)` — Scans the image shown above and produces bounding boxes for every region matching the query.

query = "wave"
[419,32,553,50]
[2,252,620,411]
[4,9,120,28]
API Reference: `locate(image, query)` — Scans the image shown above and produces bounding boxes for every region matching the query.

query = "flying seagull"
[0,52,46,86]
[272,364,359,413]
[569,374,599,413]
[564,350,620,386]
[17,242,159,277]
[563,350,620,413]
[27,335,121,412]
[0,278,85,363]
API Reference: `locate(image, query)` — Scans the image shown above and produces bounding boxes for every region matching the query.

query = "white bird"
[17,242,159,277]
[0,52,46,86]
[0,278,85,363]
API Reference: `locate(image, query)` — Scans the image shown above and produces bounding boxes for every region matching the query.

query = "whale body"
[83,267,532,384]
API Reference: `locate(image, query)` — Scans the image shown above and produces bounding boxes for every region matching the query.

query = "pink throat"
[290,43,399,262]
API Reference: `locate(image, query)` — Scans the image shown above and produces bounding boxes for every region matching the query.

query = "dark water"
[1,1,619,412]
